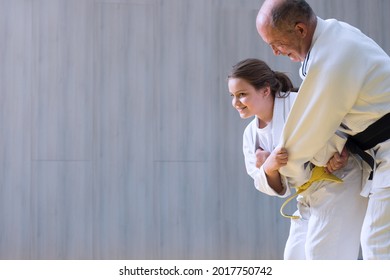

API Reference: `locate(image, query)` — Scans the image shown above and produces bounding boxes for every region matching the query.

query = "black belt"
[345,112,390,180]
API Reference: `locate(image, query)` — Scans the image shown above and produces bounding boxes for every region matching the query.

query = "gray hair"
[270,0,316,31]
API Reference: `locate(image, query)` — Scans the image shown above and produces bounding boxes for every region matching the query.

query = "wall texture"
[0,0,389,259]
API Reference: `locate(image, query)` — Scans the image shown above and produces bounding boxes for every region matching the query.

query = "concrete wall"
[0,0,389,259]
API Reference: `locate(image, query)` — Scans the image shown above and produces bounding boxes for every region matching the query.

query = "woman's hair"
[228,58,295,98]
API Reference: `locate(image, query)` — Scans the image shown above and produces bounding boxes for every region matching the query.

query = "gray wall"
[0,0,389,259]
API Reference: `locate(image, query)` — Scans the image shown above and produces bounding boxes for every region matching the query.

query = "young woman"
[227,58,368,260]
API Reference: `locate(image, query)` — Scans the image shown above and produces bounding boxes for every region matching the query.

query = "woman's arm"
[325,146,349,173]
[263,147,288,194]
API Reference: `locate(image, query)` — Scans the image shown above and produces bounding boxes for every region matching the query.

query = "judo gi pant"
[361,139,390,260]
[284,157,368,260]
[361,189,390,259]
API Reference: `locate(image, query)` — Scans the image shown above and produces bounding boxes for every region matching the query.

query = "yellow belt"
[280,166,343,219]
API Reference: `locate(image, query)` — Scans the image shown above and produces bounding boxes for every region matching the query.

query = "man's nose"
[271,46,281,56]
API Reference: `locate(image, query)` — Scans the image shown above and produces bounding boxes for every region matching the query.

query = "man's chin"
[288,55,300,62]
[287,53,304,62]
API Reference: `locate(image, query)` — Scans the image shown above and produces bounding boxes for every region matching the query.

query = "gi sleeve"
[243,122,290,197]
[278,40,365,186]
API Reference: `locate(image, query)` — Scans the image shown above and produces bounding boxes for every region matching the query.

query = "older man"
[256,0,390,259]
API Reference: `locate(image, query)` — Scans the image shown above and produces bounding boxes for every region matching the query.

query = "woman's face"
[228,77,273,122]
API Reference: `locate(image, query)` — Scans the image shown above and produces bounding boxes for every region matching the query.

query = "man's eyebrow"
[269,40,284,46]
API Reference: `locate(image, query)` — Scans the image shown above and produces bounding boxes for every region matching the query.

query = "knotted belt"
[280,113,390,219]
[345,112,390,180]
[280,166,343,219]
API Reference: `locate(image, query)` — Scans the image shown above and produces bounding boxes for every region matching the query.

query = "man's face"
[257,23,307,62]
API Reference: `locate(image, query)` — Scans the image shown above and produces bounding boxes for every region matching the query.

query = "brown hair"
[228,58,295,98]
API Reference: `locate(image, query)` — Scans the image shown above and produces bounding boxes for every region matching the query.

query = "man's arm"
[279,43,364,185]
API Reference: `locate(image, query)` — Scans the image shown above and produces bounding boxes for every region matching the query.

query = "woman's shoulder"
[244,117,258,132]
[243,117,259,137]
[277,91,298,103]
[288,91,298,99]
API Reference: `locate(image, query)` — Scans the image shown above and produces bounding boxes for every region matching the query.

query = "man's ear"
[295,23,307,38]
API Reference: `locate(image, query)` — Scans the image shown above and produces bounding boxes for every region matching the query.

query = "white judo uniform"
[278,17,390,259]
[243,92,367,259]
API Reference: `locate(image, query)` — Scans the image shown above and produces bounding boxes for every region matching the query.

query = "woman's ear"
[262,86,271,97]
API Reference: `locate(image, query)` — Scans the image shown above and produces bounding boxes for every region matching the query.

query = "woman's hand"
[326,146,349,173]
[255,148,271,168]
[263,147,288,174]
[262,147,288,194]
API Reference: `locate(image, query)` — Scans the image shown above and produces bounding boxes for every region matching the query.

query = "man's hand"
[326,146,349,173]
